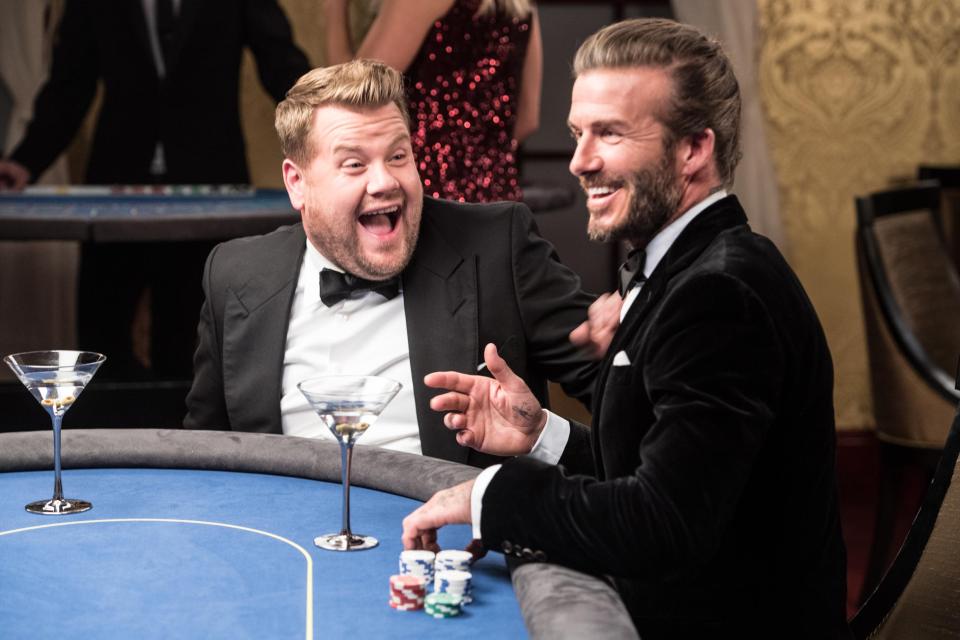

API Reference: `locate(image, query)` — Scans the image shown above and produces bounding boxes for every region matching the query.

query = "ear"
[675,128,716,180]
[282,158,306,211]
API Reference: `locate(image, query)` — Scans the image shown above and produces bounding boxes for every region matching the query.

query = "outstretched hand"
[424,343,545,457]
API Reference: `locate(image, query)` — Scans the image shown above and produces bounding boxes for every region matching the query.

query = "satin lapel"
[165,0,201,76]
[403,207,475,464]
[222,225,306,433]
[590,196,750,453]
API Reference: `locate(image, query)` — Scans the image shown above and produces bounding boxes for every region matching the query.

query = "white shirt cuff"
[469,411,570,540]
[471,464,501,540]
[526,410,570,465]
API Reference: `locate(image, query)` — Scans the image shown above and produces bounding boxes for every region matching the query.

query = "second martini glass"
[298,375,401,551]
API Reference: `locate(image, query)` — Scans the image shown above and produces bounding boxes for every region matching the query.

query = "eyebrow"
[331,133,411,157]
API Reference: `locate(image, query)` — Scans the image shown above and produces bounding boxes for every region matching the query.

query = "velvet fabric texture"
[184,198,598,467]
[481,196,850,638]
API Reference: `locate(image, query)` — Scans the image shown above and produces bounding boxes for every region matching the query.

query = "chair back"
[856,182,960,447]
[851,409,960,638]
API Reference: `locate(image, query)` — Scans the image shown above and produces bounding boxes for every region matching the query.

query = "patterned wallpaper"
[758,0,960,429]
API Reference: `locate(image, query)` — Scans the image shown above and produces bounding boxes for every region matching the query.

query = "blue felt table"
[0,468,524,639]
[0,189,298,241]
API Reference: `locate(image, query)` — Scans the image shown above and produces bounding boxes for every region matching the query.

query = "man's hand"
[569,291,622,359]
[0,160,30,192]
[401,479,475,552]
[424,343,545,457]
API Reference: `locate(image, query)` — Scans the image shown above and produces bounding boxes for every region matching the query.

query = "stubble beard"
[587,152,684,246]
[309,202,422,280]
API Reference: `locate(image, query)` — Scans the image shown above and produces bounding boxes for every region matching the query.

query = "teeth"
[360,205,400,217]
[587,187,617,197]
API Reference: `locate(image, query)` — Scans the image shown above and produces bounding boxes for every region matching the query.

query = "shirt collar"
[641,189,728,279]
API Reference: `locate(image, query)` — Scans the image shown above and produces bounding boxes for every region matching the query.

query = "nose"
[367,162,401,196]
[569,136,602,177]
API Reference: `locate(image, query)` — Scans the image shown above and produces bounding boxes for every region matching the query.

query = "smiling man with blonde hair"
[185,59,598,467]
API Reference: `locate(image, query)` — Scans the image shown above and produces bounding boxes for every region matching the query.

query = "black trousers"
[77,241,212,381]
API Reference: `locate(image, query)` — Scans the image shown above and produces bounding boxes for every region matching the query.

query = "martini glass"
[298,375,401,551]
[4,350,106,514]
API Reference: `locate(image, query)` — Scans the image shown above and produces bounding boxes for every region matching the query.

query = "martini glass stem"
[340,441,354,539]
[51,413,64,502]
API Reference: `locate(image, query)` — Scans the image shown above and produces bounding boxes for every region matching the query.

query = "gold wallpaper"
[758,0,960,430]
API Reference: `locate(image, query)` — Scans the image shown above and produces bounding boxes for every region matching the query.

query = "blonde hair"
[275,59,410,166]
[476,0,533,19]
[574,18,742,188]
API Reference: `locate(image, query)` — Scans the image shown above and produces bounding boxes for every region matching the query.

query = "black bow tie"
[318,269,400,307]
[618,249,647,297]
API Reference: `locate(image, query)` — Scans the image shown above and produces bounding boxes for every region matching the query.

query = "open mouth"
[584,183,623,208]
[358,204,401,236]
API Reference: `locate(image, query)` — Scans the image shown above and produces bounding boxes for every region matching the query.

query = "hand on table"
[569,291,622,359]
[401,478,474,552]
[424,343,546,457]
[0,160,30,192]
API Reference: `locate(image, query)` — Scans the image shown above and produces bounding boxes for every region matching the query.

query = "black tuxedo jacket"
[11,0,309,184]
[481,196,850,637]
[184,197,598,466]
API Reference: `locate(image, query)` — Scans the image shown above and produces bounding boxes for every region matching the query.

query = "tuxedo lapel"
[222,225,306,433]
[403,205,477,463]
[164,0,200,77]
[591,196,750,453]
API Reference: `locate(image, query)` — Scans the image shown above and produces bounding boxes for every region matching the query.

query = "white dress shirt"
[280,240,421,453]
[471,190,729,539]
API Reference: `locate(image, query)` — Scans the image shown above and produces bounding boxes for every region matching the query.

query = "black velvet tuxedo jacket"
[481,196,850,638]
[184,197,598,466]
[11,0,309,184]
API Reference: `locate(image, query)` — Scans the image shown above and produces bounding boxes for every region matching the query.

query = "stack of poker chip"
[399,550,436,585]
[424,592,463,618]
[389,575,427,611]
[434,569,473,604]
[435,549,473,573]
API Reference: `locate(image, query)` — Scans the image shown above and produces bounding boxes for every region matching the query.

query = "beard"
[586,151,684,245]
[307,201,422,281]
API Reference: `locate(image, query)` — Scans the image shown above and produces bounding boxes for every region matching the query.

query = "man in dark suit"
[401,19,850,637]
[0,0,310,378]
[183,60,597,467]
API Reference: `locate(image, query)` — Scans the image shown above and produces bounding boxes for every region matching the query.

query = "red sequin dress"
[405,0,532,203]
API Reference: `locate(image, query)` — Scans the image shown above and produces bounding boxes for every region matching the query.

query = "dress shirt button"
[533,550,547,562]
[521,547,534,560]
[501,540,513,554]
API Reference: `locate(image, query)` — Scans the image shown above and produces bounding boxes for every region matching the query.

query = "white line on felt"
[0,518,314,640]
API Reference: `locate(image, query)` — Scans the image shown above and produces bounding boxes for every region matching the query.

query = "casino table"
[0,429,637,639]
[0,188,299,242]
[0,184,573,243]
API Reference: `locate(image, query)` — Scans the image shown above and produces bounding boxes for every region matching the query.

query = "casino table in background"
[0,429,637,639]
[0,187,299,242]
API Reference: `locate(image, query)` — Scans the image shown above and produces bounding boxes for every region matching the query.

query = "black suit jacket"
[11,0,309,184]
[184,197,598,466]
[481,196,849,638]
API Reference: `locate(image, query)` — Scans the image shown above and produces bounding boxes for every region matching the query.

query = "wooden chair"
[855,182,960,600]
[850,408,960,638]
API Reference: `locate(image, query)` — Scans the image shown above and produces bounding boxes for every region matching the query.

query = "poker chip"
[424,592,463,618]
[389,574,426,611]
[399,550,436,584]
[434,569,473,604]
[435,549,473,573]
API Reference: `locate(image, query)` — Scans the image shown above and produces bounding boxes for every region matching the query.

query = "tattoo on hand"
[513,402,536,423]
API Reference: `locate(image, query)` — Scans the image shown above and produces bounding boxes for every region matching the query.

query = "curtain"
[670,0,787,254]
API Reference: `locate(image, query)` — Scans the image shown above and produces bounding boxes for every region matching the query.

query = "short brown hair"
[275,59,410,166]
[574,19,742,188]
